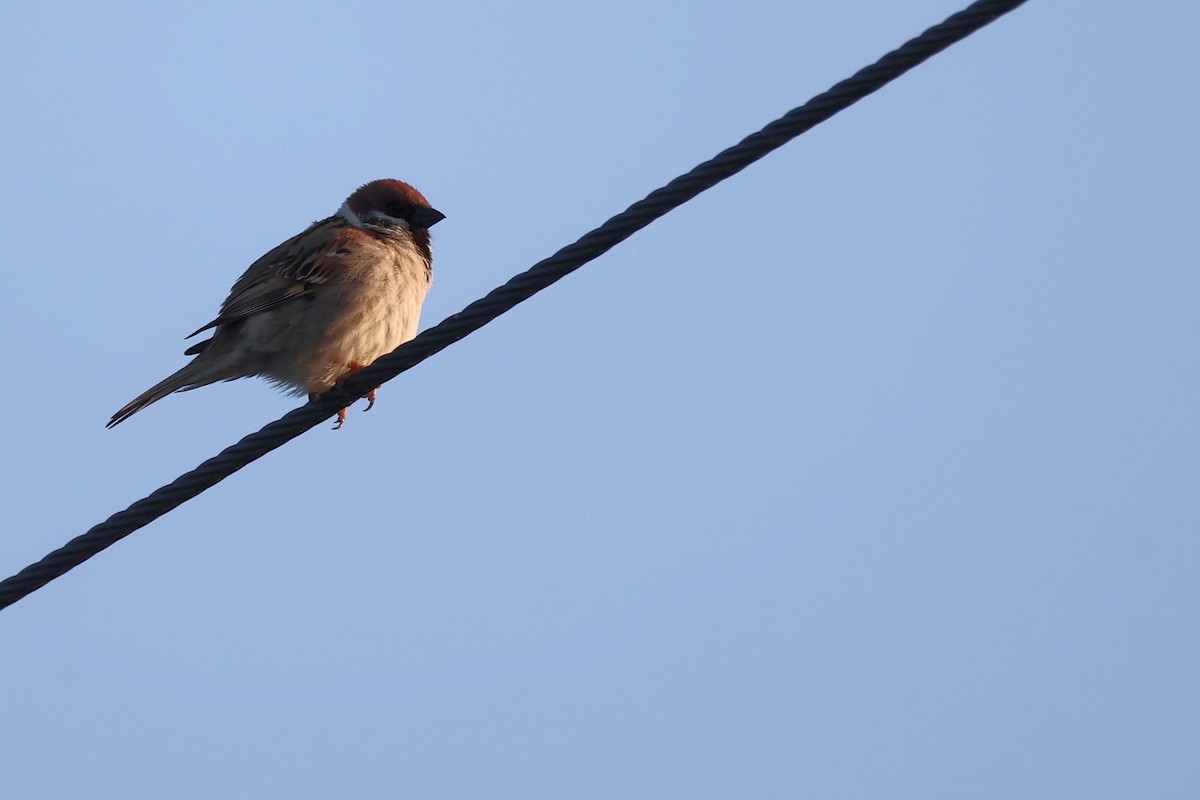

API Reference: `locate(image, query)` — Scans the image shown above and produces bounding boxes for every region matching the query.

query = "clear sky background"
[1,2,1197,797]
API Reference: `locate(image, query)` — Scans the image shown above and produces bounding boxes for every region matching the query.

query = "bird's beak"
[414,207,446,229]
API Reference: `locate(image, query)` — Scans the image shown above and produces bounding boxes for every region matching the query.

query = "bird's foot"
[309,390,352,430]
[341,361,379,415]
[321,361,379,429]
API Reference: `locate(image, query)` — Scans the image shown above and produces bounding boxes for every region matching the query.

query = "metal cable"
[0,0,1029,612]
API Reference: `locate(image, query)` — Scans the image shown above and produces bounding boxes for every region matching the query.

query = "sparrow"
[108,179,445,429]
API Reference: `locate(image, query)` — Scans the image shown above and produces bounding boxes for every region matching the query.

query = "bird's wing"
[186,217,361,339]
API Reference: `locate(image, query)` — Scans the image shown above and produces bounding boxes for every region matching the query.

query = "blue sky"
[2,1,1197,797]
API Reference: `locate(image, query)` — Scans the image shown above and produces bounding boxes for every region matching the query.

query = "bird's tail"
[107,361,224,428]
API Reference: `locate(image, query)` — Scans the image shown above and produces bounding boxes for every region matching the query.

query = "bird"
[108,179,445,429]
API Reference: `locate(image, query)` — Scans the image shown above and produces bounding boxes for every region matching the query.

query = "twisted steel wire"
[0,0,1028,612]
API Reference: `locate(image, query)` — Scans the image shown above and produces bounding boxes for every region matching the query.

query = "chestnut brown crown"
[345,179,445,230]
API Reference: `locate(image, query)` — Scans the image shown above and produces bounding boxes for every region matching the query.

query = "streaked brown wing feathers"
[185,217,357,339]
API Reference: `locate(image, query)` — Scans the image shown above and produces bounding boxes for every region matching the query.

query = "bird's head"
[339,179,445,231]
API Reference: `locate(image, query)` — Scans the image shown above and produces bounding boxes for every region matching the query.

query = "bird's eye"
[386,202,409,218]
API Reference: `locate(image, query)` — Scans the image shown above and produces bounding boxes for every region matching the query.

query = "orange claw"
[310,390,351,430]
[319,361,378,429]
[342,361,379,416]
